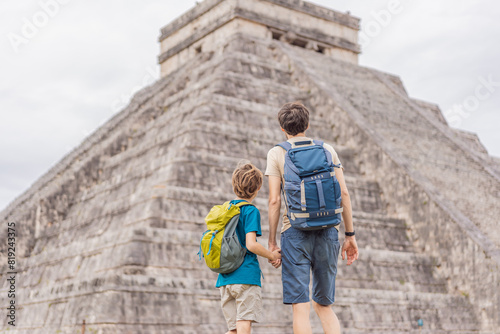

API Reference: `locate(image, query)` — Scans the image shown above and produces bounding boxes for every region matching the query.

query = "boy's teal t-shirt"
[215,200,262,288]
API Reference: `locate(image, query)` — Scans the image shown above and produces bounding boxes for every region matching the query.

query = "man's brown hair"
[232,161,263,199]
[278,102,310,136]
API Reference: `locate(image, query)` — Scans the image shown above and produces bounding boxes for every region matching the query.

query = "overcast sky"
[1,0,499,211]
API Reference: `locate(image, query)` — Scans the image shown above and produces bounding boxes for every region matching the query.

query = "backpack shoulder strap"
[235,201,254,208]
[276,141,292,151]
[313,140,343,169]
[313,139,324,146]
[316,139,331,166]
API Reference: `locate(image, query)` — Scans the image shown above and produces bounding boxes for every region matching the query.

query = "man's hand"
[269,242,282,268]
[341,236,359,265]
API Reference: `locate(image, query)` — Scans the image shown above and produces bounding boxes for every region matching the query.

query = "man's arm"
[334,167,359,265]
[268,175,282,265]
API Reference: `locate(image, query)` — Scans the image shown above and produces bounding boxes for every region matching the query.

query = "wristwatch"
[345,231,355,237]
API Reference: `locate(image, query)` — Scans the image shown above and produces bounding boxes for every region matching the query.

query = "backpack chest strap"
[290,207,343,220]
[302,171,335,182]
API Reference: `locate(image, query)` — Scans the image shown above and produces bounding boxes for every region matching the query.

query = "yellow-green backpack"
[198,201,253,274]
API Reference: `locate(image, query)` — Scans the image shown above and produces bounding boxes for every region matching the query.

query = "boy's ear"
[281,127,286,132]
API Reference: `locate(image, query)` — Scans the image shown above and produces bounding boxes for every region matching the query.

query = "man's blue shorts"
[281,226,341,305]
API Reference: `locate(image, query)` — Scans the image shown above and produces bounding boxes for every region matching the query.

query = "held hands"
[268,242,282,269]
[266,236,359,268]
[341,236,359,265]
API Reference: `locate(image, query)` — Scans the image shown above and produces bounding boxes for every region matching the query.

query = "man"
[265,102,359,334]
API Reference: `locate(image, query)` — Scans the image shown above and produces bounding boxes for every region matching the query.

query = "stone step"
[23,211,412,295]
[73,135,358,214]
[10,218,438,299]
[220,51,293,86]
[58,96,354,196]
[213,70,307,106]
[97,108,337,176]
[27,180,408,264]
[27,184,406,267]
[9,268,477,332]
[52,140,386,235]
[196,93,347,140]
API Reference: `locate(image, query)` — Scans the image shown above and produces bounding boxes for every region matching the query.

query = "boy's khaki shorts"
[220,284,262,330]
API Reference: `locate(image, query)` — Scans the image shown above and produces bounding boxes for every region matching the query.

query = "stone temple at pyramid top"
[158,0,361,77]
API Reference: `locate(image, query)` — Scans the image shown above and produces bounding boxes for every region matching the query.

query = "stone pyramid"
[1,0,499,333]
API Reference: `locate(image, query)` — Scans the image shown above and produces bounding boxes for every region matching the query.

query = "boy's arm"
[334,166,359,265]
[246,232,281,261]
[268,175,281,251]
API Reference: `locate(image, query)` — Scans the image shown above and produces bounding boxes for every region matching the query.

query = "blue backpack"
[277,139,343,230]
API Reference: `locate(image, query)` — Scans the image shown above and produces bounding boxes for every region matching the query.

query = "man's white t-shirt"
[265,136,343,233]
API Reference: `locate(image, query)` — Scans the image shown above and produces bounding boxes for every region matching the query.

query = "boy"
[217,162,282,334]
[266,102,359,334]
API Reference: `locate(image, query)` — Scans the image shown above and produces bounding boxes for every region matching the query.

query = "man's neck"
[286,132,307,140]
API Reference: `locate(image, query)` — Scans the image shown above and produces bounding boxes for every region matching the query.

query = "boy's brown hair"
[278,102,310,136]
[232,161,263,199]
